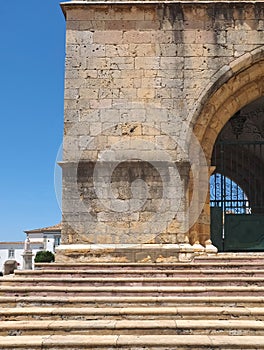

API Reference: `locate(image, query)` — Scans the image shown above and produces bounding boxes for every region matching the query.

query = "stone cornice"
[61,0,264,17]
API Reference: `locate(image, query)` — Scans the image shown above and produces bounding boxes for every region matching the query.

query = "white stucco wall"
[0,231,61,273]
[0,243,24,272]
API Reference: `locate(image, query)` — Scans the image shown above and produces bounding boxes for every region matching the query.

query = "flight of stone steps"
[1,253,264,349]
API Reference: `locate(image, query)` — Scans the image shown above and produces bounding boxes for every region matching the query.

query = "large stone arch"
[193,47,264,161]
[191,48,264,249]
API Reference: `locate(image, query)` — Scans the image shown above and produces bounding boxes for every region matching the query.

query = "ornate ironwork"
[230,111,247,139]
[210,173,250,214]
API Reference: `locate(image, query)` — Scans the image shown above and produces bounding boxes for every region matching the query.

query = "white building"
[0,223,61,273]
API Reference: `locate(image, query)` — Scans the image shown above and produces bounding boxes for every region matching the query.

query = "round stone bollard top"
[4,260,18,275]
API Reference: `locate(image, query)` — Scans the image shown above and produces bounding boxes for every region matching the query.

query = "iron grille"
[210,141,264,215]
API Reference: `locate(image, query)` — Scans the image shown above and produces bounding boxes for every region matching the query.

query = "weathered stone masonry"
[57,0,264,262]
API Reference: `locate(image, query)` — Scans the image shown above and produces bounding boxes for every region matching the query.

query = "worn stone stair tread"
[2,295,264,307]
[15,268,264,276]
[2,285,264,292]
[2,334,264,348]
[5,276,264,283]
[1,319,264,330]
[3,258,264,349]
[35,261,264,269]
[1,306,264,317]
[196,253,264,259]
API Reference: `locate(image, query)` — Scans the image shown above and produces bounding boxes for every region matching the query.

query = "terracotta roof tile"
[24,223,62,234]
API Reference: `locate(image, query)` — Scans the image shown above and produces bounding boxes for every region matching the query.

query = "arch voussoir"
[195,60,264,162]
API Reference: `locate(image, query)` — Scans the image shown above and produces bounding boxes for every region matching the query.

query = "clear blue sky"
[0,1,66,241]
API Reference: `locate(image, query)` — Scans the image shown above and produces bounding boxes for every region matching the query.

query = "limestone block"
[137,88,155,100]
[227,30,264,44]
[64,109,79,123]
[121,6,145,21]
[105,44,129,57]
[66,29,93,44]
[100,109,120,123]
[74,99,89,110]
[119,88,137,99]
[105,20,137,31]
[90,123,102,136]
[135,57,160,70]
[79,88,98,99]
[93,30,123,44]
[120,109,146,123]
[64,88,79,100]
[203,43,233,57]
[81,69,98,79]
[184,44,204,57]
[90,99,112,110]
[184,57,208,70]
[234,44,260,57]
[98,88,120,99]
[86,57,108,70]
[65,78,85,90]
[79,109,100,122]
[160,57,184,70]
[121,123,142,136]
[131,43,157,57]
[123,31,154,44]
[65,69,81,80]
[135,20,160,31]
[195,30,216,44]
[97,212,139,222]
[80,44,106,58]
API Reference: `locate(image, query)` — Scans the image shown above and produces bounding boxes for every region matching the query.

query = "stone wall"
[58,1,264,261]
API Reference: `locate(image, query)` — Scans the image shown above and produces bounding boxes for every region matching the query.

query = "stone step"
[1,306,264,321]
[195,253,264,263]
[1,295,263,308]
[1,334,264,349]
[35,261,264,270]
[1,285,264,297]
[1,319,264,336]
[15,268,264,278]
[3,276,264,287]
[4,258,264,349]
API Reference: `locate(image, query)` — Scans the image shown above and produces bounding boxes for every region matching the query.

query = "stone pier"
[56,0,264,262]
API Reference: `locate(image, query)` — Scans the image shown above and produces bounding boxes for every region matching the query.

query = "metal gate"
[210,141,264,252]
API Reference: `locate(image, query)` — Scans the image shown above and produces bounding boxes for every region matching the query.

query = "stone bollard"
[4,260,17,275]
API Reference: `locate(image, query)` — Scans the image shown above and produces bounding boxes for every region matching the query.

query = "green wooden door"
[210,207,224,252]
[224,214,264,251]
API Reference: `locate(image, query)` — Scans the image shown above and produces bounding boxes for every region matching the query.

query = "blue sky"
[0,1,66,241]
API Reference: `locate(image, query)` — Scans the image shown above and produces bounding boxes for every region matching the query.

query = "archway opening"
[210,96,264,252]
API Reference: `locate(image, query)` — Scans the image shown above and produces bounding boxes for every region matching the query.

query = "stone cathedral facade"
[56,0,264,262]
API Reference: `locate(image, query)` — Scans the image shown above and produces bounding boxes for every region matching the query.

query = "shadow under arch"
[189,48,264,249]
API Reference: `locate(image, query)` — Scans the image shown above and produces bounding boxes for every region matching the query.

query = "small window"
[54,236,61,246]
[8,249,15,259]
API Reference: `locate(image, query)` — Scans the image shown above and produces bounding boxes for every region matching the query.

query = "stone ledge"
[0,305,263,317]
[2,334,264,348]
[0,319,264,333]
[1,284,264,293]
[61,0,264,5]
[15,268,264,275]
[3,276,264,284]
[55,243,200,263]
[1,295,264,306]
